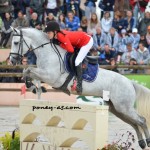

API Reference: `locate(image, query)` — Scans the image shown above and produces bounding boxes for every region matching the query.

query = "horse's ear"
[10,26,18,33]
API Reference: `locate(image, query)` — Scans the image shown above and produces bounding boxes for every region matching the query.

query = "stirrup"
[25,78,33,88]
[76,82,82,94]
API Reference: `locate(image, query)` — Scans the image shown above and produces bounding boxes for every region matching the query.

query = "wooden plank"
[0,88,61,92]
[0,65,150,69]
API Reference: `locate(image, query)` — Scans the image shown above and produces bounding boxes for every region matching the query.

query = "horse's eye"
[14,42,19,45]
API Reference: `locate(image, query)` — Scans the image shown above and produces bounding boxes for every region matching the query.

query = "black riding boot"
[76,63,83,94]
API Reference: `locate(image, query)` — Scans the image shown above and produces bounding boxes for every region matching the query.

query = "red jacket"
[130,0,149,12]
[57,30,91,53]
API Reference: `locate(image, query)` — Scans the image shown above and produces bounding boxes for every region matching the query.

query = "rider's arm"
[57,33,74,53]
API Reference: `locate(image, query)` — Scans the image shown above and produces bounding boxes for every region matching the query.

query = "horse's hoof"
[25,77,33,88]
[32,88,37,94]
[138,140,146,149]
[41,86,47,93]
[146,138,150,147]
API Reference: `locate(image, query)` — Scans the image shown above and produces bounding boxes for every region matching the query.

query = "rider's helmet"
[44,21,60,32]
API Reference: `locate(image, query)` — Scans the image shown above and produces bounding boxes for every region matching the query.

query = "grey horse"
[10,28,150,149]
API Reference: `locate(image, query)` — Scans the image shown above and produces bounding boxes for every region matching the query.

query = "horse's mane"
[21,28,49,45]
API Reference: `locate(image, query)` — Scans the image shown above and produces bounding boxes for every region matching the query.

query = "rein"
[50,40,65,74]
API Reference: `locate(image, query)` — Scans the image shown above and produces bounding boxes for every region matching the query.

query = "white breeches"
[75,37,93,66]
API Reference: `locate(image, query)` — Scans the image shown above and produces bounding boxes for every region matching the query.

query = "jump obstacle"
[20,99,109,150]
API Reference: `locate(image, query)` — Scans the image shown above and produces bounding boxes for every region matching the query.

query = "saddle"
[67,53,99,74]
[53,52,99,95]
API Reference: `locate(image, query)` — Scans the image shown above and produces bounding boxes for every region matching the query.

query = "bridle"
[9,30,28,64]
[10,29,65,74]
[9,29,50,64]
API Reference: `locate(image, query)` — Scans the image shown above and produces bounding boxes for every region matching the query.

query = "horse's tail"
[132,81,150,129]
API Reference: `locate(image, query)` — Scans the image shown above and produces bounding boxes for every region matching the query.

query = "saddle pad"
[65,53,99,82]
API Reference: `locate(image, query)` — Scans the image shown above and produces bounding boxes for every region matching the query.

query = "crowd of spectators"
[0,0,150,82]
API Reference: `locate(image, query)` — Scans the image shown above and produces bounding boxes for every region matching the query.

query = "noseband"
[9,30,31,64]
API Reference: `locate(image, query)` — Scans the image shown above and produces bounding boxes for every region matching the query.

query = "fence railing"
[0,65,150,77]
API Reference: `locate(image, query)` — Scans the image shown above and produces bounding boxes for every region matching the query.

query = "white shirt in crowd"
[101,17,112,33]
[47,0,57,9]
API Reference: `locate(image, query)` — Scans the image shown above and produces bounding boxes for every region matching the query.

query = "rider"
[44,21,93,94]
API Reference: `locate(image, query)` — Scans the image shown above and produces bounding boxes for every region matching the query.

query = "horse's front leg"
[23,67,42,80]
[23,67,47,93]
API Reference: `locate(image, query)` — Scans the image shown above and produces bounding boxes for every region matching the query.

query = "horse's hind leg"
[113,103,150,149]
[137,115,150,147]
[109,102,146,149]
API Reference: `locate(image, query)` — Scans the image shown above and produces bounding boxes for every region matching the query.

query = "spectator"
[22,56,28,65]
[112,11,128,34]
[129,58,138,73]
[11,0,28,19]
[138,11,150,35]
[110,58,119,72]
[30,12,42,30]
[130,0,148,25]
[0,16,2,30]
[77,27,83,31]
[57,13,66,30]
[117,29,129,63]
[106,27,119,52]
[99,0,115,19]
[125,10,136,32]
[101,11,112,34]
[136,42,150,65]
[18,57,28,83]
[65,0,80,17]
[24,50,37,65]
[131,28,140,50]
[129,58,137,66]
[12,10,29,28]
[99,44,116,65]
[87,13,100,36]
[93,27,106,51]
[59,0,67,15]
[80,16,88,32]
[84,0,97,20]
[44,0,60,17]
[139,33,148,48]
[65,11,80,31]
[126,29,134,45]
[30,0,45,23]
[121,43,137,64]
[0,0,14,20]
[89,47,99,56]
[0,12,13,48]
[114,0,130,17]
[1,57,18,83]
[79,0,86,17]
[25,0,31,20]
[45,13,56,25]
[146,25,150,51]
[118,29,128,55]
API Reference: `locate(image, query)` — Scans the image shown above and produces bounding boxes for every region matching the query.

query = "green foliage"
[0,131,20,150]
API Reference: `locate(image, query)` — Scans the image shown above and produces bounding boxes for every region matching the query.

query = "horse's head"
[10,27,32,65]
